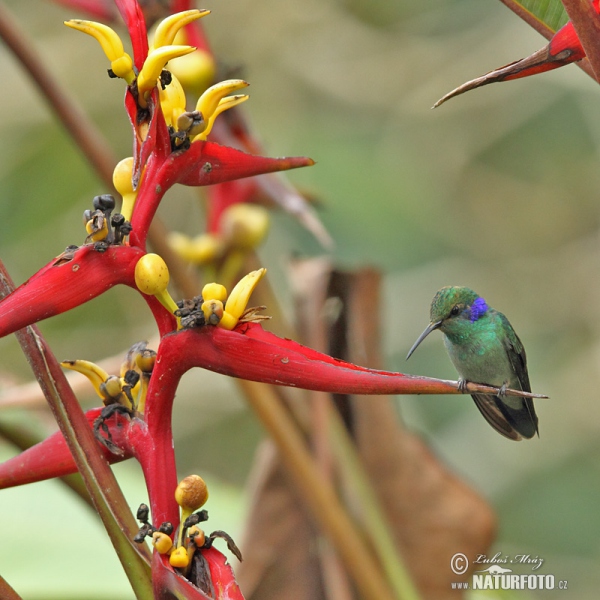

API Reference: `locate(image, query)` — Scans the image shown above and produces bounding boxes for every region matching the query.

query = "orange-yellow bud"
[175,474,209,512]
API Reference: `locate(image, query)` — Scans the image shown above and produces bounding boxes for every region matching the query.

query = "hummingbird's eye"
[450,305,461,317]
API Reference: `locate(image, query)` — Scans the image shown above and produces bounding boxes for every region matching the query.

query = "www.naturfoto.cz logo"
[449,552,568,592]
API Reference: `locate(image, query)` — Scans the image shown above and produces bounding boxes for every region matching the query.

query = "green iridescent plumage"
[407,286,539,441]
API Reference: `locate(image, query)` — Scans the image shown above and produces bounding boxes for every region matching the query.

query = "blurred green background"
[1,0,600,597]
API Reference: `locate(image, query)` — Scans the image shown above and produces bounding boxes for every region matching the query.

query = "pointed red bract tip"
[148,323,460,406]
[166,141,314,188]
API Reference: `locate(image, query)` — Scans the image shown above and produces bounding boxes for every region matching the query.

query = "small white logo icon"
[477,565,512,575]
[450,553,469,575]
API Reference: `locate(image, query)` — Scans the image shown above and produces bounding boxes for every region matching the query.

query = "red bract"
[0,245,144,338]
[434,0,600,107]
[130,142,313,248]
[115,0,148,69]
[0,408,131,488]
[152,549,244,600]
[0,244,179,338]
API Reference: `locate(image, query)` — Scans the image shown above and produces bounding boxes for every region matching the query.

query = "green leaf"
[519,0,569,31]
[500,0,569,38]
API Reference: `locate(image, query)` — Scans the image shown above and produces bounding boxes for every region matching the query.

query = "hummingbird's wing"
[497,312,539,438]
[471,394,523,441]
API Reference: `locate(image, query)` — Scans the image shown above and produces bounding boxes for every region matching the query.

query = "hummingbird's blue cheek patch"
[470,297,488,322]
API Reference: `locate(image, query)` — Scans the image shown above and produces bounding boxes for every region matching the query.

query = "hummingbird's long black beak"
[406,320,442,360]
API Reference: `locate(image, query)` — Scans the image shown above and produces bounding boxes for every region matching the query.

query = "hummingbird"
[406,286,539,441]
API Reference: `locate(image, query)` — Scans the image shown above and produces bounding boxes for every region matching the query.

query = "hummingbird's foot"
[457,378,468,393]
[499,382,508,397]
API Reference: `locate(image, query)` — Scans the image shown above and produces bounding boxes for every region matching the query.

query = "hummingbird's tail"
[471,394,538,441]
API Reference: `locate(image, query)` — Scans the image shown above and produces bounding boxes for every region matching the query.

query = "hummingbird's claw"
[457,378,468,393]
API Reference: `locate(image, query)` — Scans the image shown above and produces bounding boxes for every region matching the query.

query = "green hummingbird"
[406,286,539,441]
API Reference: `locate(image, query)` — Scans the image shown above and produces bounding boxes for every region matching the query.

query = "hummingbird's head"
[429,286,486,326]
[406,286,488,359]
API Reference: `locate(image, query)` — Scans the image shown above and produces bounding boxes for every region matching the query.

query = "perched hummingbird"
[406,286,539,441]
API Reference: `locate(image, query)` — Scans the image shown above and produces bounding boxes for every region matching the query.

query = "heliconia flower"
[433,0,600,107]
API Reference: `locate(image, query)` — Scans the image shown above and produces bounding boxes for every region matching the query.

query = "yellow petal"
[153,10,209,49]
[64,20,134,82]
[195,79,248,122]
[137,45,196,99]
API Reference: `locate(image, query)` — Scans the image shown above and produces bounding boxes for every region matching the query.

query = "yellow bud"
[201,299,223,325]
[169,546,189,568]
[167,232,195,262]
[100,375,122,401]
[158,74,187,128]
[188,526,206,548]
[152,531,173,555]
[175,475,209,512]
[135,254,180,318]
[85,217,109,242]
[220,204,270,250]
[112,157,137,221]
[135,349,157,373]
[135,254,169,295]
[189,234,223,264]
[202,282,227,303]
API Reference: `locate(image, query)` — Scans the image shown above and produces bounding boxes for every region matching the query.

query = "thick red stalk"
[132,356,184,526]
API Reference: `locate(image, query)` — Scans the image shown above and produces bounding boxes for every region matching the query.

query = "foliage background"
[1,0,599,597]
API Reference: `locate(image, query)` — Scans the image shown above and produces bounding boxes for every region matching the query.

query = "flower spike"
[153,10,210,49]
[64,19,135,82]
